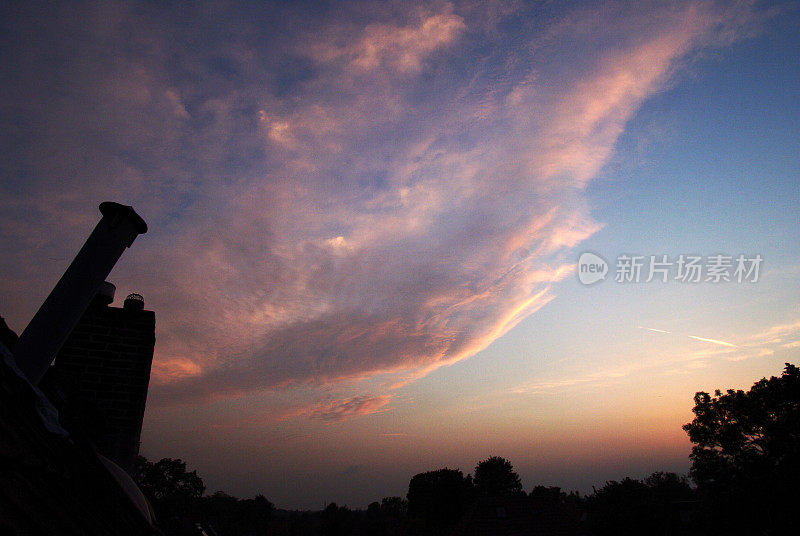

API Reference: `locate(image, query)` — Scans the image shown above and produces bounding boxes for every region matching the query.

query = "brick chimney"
[47,286,155,474]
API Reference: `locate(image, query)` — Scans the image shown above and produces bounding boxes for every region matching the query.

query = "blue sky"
[1,0,799,509]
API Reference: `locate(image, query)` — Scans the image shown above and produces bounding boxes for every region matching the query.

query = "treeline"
[134,455,691,536]
[133,457,273,535]
[135,363,800,535]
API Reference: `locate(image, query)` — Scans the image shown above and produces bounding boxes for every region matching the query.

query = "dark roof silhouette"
[2,290,158,532]
[1,337,157,534]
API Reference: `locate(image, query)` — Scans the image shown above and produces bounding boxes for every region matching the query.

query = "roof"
[0,338,158,535]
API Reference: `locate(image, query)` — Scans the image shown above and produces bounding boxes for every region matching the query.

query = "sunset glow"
[2,0,799,510]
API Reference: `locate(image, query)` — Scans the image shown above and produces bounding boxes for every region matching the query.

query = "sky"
[1,0,799,510]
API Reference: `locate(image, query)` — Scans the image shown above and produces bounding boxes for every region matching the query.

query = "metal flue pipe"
[13,202,147,384]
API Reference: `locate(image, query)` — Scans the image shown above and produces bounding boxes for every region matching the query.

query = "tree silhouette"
[683,363,800,533]
[586,473,693,536]
[133,456,205,504]
[473,456,523,498]
[379,496,408,517]
[322,502,353,536]
[587,477,650,536]
[529,485,583,509]
[132,456,206,531]
[201,491,274,535]
[407,468,474,533]
[363,497,408,536]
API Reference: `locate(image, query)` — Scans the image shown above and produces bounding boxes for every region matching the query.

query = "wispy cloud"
[515,317,799,394]
[307,395,392,423]
[151,358,203,383]
[744,320,800,345]
[307,8,466,74]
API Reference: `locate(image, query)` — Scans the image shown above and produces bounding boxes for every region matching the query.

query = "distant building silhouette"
[44,282,155,473]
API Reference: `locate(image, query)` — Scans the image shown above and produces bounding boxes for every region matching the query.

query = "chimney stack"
[13,202,147,384]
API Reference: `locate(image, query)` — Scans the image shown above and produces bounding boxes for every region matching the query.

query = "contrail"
[689,335,737,347]
[638,326,670,333]
[638,326,737,347]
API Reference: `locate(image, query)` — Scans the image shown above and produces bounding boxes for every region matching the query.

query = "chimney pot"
[94,281,116,306]
[123,294,144,311]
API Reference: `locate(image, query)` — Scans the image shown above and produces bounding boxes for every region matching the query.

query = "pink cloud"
[151,357,203,384]
[138,2,764,409]
[306,8,466,74]
[307,395,392,422]
[0,1,768,418]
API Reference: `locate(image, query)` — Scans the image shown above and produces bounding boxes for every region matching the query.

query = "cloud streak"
[515,317,799,395]
[307,395,392,423]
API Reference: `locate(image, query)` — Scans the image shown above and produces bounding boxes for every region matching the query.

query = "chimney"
[13,202,147,384]
[48,288,156,473]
